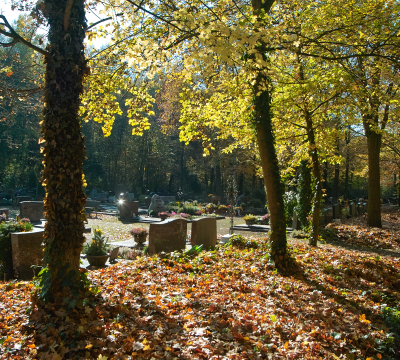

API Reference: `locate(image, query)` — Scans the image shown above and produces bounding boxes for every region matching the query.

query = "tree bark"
[40,0,88,303]
[305,113,322,246]
[254,71,287,262]
[365,127,382,227]
[251,0,286,265]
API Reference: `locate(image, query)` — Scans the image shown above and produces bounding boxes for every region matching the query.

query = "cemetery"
[1,0,400,359]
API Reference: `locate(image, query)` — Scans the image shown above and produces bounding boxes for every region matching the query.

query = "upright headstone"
[333,204,340,219]
[11,228,44,280]
[357,203,363,215]
[191,217,217,249]
[19,201,44,222]
[119,201,139,219]
[292,211,301,230]
[148,194,166,215]
[148,218,187,255]
[350,202,357,217]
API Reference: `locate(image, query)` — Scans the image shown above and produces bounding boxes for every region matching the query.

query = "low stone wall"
[11,228,44,280]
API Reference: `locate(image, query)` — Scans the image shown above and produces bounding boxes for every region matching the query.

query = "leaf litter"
[1,213,400,359]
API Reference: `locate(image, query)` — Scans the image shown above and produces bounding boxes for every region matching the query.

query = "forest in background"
[1,16,398,203]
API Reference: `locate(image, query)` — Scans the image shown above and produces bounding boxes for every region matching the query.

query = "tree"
[1,1,89,304]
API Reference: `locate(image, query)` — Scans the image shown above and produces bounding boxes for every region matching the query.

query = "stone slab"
[191,217,217,249]
[20,201,44,222]
[86,200,101,209]
[148,218,187,255]
[11,228,44,280]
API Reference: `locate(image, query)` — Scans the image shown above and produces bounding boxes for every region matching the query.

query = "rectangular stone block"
[333,204,340,219]
[119,201,139,219]
[350,203,357,217]
[11,228,44,280]
[148,218,187,255]
[20,201,44,222]
[292,211,301,230]
[86,200,101,209]
[191,217,217,249]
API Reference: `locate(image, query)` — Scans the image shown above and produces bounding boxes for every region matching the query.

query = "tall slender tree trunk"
[365,127,382,227]
[40,0,88,302]
[252,0,286,266]
[254,72,287,262]
[333,141,340,204]
[305,113,322,246]
[344,127,351,200]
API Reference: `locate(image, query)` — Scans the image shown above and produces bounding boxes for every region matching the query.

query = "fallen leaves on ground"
[325,213,400,250]
[1,234,400,359]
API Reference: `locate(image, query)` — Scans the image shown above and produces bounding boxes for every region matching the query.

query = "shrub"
[0,220,33,277]
[244,214,258,222]
[181,202,200,215]
[225,234,259,249]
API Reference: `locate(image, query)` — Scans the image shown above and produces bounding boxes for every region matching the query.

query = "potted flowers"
[130,227,148,244]
[261,213,270,225]
[158,211,170,221]
[83,229,110,267]
[244,214,258,226]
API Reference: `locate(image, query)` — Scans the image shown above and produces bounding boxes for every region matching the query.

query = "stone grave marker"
[86,200,101,209]
[148,218,187,255]
[350,202,357,217]
[119,201,139,219]
[11,228,44,280]
[333,204,340,219]
[148,194,166,215]
[292,211,301,230]
[191,217,217,249]
[20,201,44,222]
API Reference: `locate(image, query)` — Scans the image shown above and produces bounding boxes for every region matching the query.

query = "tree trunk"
[365,128,382,227]
[332,141,340,204]
[254,72,287,262]
[40,0,88,303]
[251,0,286,266]
[344,128,351,200]
[305,113,322,246]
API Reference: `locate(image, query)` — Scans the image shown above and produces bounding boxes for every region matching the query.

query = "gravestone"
[191,217,217,249]
[86,200,101,209]
[333,204,340,219]
[148,194,166,215]
[148,218,187,255]
[119,201,139,219]
[292,211,301,230]
[350,202,357,217]
[20,201,44,222]
[357,203,364,215]
[0,209,9,219]
[11,228,44,280]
